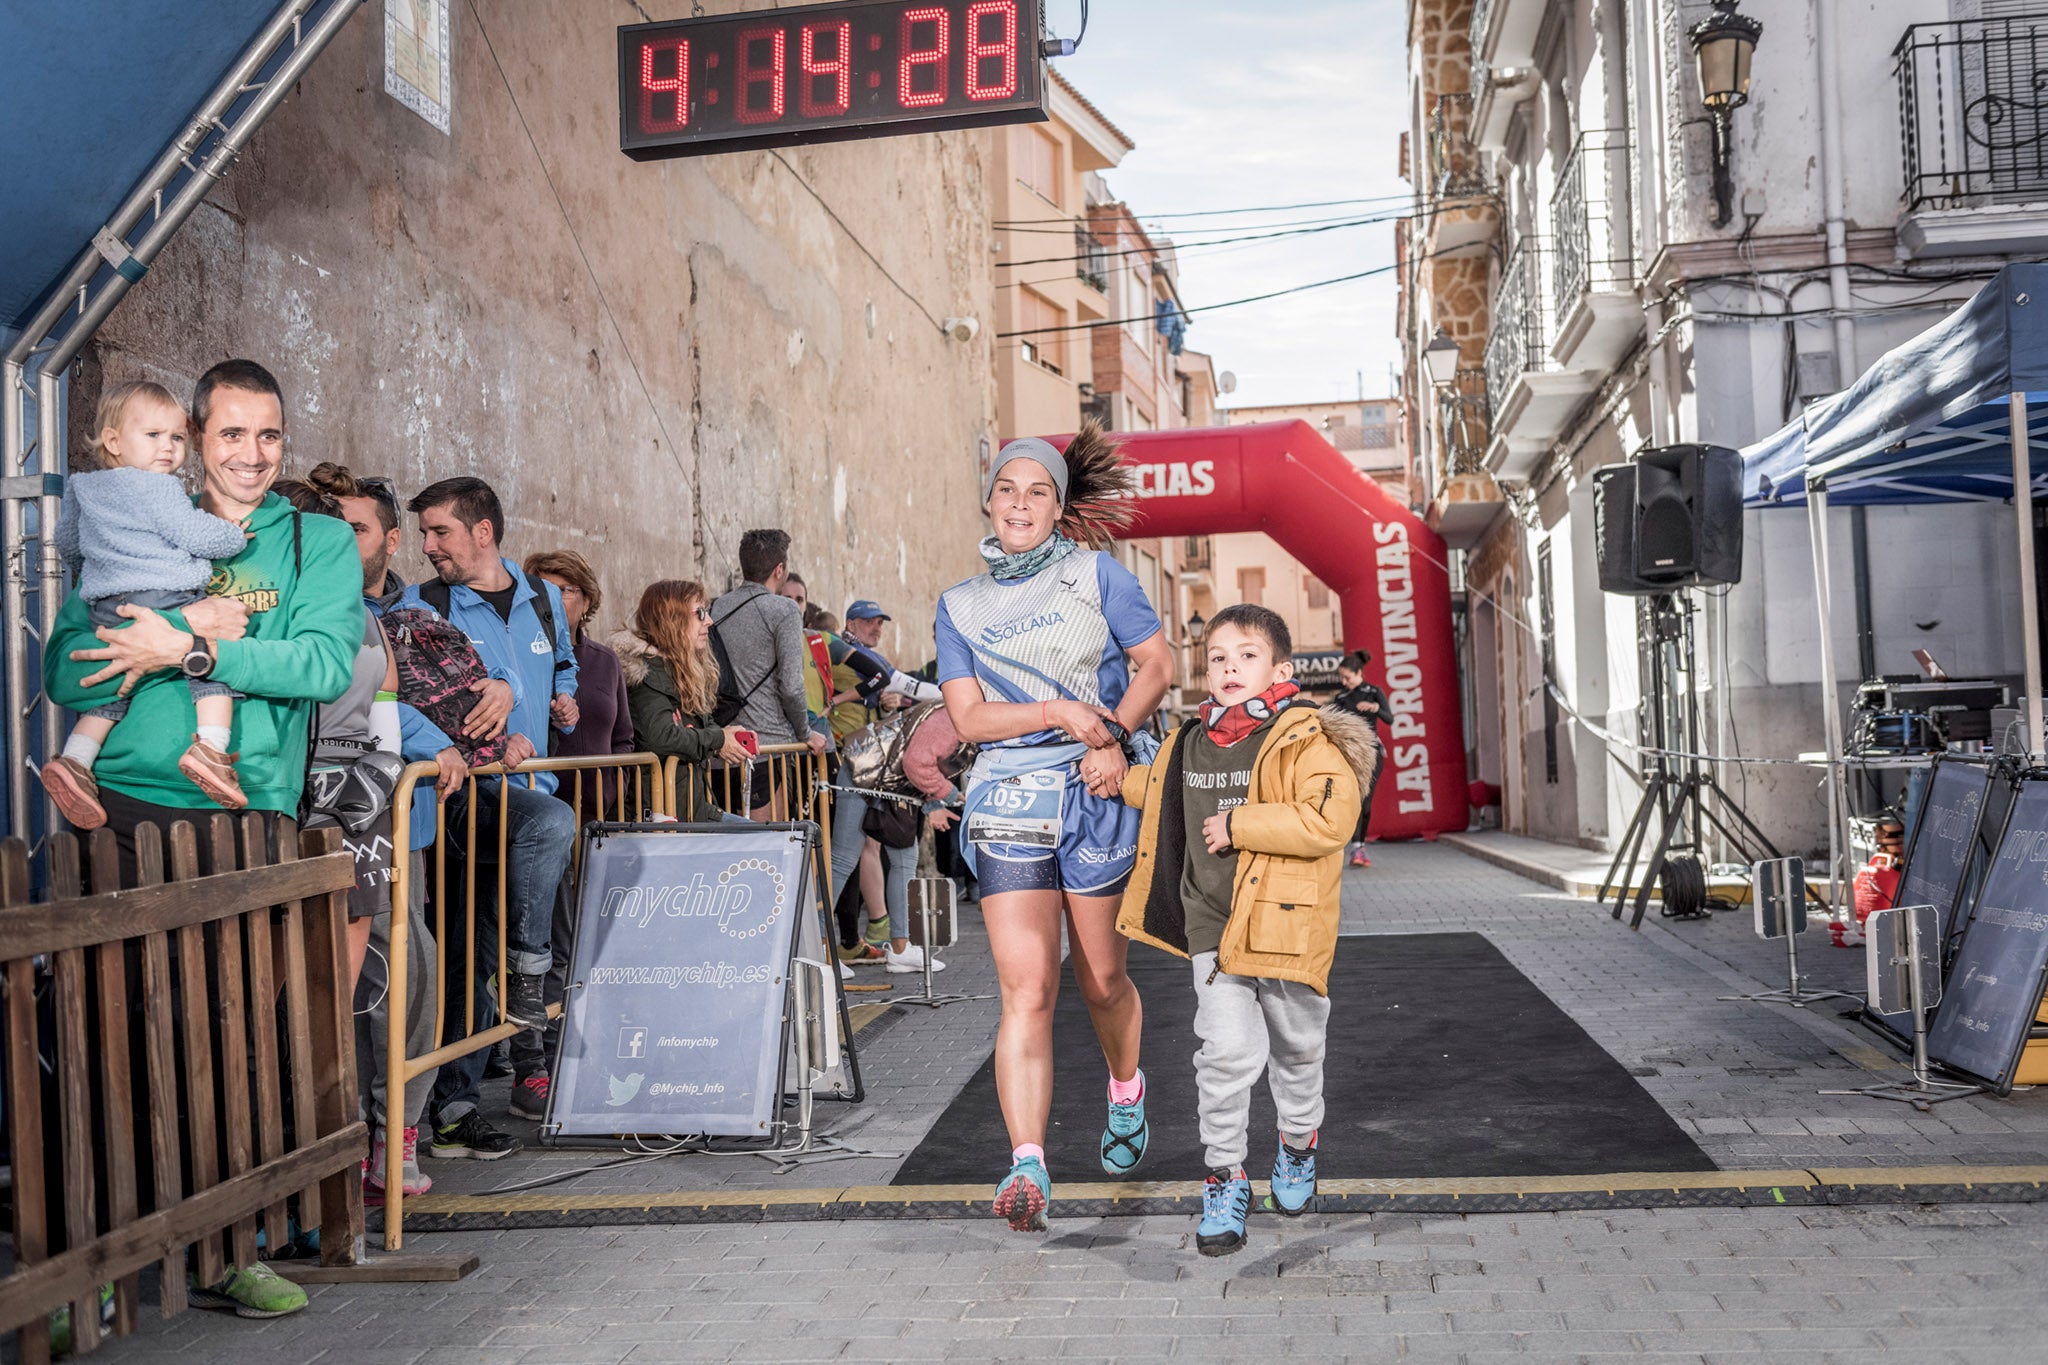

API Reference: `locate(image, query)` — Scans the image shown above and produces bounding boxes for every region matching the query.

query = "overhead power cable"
[996,260,1403,339]
[992,191,1430,227]
[996,211,1408,270]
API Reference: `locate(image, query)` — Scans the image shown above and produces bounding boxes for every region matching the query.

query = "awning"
[1741,263,2048,507]
[0,1,335,331]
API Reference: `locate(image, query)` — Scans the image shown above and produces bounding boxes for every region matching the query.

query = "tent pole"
[1808,481,1848,913]
[2013,391,2043,761]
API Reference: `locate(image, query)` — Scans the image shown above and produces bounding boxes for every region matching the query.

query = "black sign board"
[1898,756,1993,945]
[1924,775,2048,1092]
[620,0,1047,160]
[551,824,815,1137]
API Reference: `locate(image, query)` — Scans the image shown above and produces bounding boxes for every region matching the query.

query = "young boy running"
[1115,604,1377,1256]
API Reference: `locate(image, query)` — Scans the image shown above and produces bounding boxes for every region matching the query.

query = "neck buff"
[1198,680,1303,748]
[980,530,1078,582]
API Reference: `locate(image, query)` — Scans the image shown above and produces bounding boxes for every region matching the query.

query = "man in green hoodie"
[48,358,364,849]
[42,360,360,1320]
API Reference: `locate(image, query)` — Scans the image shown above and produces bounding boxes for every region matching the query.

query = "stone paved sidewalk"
[77,838,2048,1362]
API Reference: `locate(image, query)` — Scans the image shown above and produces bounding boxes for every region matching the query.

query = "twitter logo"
[607,1072,645,1107]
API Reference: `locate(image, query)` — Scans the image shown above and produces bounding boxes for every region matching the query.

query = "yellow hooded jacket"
[1117,704,1379,996]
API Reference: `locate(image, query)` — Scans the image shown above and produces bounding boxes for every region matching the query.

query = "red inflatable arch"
[1053,420,1469,840]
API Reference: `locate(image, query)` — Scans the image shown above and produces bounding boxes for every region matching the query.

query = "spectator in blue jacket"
[398,476,579,1160]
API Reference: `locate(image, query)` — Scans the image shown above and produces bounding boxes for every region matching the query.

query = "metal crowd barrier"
[379,752,666,1249]
[376,745,839,1248]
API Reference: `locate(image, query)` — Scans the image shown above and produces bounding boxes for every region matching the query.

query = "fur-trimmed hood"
[1312,702,1381,793]
[609,629,664,689]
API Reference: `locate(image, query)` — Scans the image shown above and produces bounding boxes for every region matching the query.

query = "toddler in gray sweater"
[39,381,252,829]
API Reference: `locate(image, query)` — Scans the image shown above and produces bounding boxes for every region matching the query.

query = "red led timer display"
[620,0,1046,160]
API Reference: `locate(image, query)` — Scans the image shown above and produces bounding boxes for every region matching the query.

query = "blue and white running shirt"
[935,550,1163,749]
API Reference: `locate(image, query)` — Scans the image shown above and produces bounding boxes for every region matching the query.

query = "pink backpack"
[378,606,511,767]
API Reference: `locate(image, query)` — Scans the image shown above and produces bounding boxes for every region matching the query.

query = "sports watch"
[180,633,216,680]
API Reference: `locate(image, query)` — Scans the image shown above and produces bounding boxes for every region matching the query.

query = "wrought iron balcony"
[1437,368,1491,478]
[1430,93,1491,200]
[1483,237,1551,424]
[1075,223,1109,292]
[1897,13,2048,210]
[1551,129,1633,317]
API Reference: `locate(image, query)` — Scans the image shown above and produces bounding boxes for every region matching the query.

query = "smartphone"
[734,729,759,756]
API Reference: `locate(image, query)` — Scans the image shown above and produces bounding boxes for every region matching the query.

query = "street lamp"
[1688,0,1763,230]
[1422,327,1463,388]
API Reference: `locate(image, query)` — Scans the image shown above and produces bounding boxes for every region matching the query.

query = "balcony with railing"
[1424,92,1499,257]
[1430,366,1505,550]
[1075,222,1109,295]
[1896,13,2048,257]
[1483,238,1600,480]
[1468,0,1544,152]
[1549,129,1639,371]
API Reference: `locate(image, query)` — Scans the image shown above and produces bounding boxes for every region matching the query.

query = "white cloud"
[1052,0,1411,407]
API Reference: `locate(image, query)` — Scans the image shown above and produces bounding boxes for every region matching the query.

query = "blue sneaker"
[993,1154,1051,1232]
[1197,1166,1253,1256]
[1269,1134,1318,1215]
[1100,1071,1149,1176]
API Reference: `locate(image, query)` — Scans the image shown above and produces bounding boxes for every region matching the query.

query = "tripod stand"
[1600,593,1798,929]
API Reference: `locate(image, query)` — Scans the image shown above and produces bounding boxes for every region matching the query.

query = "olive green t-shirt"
[1179,717,1276,956]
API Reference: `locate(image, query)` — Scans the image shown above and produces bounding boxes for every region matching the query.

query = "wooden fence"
[1,816,364,1361]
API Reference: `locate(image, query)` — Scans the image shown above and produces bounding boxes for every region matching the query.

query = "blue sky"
[1052,0,1410,410]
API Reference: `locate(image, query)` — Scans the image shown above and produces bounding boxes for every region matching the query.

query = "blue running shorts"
[961,761,1140,898]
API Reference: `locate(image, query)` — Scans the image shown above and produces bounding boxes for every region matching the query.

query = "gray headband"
[984,437,1068,504]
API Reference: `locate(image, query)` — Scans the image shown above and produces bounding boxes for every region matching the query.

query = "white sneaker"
[884,943,944,974]
[838,959,854,981]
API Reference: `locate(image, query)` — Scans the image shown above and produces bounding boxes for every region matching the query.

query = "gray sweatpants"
[356,852,439,1130]
[1191,951,1331,1170]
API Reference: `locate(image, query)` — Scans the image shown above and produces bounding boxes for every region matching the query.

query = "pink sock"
[1013,1143,1045,1165]
[1107,1070,1144,1105]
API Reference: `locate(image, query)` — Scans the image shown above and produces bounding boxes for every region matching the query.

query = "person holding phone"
[615,579,754,819]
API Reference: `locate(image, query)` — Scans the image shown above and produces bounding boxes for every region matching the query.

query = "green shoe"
[48,1284,115,1356]
[189,1261,307,1318]
[862,918,890,950]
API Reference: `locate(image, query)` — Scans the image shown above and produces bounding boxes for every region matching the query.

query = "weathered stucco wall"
[82,0,997,666]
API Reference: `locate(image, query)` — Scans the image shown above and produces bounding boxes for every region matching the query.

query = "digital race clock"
[619,0,1048,160]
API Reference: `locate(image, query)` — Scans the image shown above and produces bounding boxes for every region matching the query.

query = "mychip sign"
[551,825,814,1137]
[620,0,1047,160]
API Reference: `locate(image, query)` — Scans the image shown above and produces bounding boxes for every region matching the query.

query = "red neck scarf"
[1198,680,1302,748]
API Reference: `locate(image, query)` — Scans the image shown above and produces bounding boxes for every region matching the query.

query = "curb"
[375,1165,2048,1231]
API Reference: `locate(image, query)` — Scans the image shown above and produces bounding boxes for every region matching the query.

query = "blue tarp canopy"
[0,1,314,331]
[1741,263,2048,508]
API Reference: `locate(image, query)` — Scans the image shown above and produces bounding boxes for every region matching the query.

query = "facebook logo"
[618,1027,649,1059]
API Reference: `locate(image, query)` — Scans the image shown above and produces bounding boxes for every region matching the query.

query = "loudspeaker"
[1594,464,1666,595]
[1633,444,1743,587]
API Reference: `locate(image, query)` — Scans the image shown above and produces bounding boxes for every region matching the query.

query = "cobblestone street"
[87,839,2048,1361]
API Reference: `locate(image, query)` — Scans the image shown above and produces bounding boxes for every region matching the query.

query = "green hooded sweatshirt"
[44,491,365,814]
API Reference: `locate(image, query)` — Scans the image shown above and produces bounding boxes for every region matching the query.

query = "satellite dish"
[1218,371,1238,395]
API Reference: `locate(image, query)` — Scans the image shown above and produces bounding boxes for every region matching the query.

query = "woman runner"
[936,423,1175,1231]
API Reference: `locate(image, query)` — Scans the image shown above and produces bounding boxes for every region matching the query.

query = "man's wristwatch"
[180,633,215,680]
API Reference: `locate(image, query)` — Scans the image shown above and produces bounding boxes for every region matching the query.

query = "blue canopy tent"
[0,0,363,843]
[1739,262,2048,894]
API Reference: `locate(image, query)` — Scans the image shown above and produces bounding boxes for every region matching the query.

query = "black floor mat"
[892,932,1712,1184]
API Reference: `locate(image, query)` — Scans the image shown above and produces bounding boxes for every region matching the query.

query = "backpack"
[378,606,511,767]
[709,593,775,727]
[418,568,572,756]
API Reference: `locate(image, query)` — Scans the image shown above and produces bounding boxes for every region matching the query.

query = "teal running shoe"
[993,1154,1051,1232]
[1269,1134,1318,1216]
[1197,1167,1253,1256]
[1100,1070,1149,1176]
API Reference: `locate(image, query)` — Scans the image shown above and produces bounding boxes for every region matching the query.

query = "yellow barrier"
[380,751,666,1249]
[665,741,833,844]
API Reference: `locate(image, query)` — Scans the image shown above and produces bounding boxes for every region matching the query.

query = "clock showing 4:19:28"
[618,0,1049,160]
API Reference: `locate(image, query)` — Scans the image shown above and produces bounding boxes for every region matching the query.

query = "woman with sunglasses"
[614,580,754,818]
